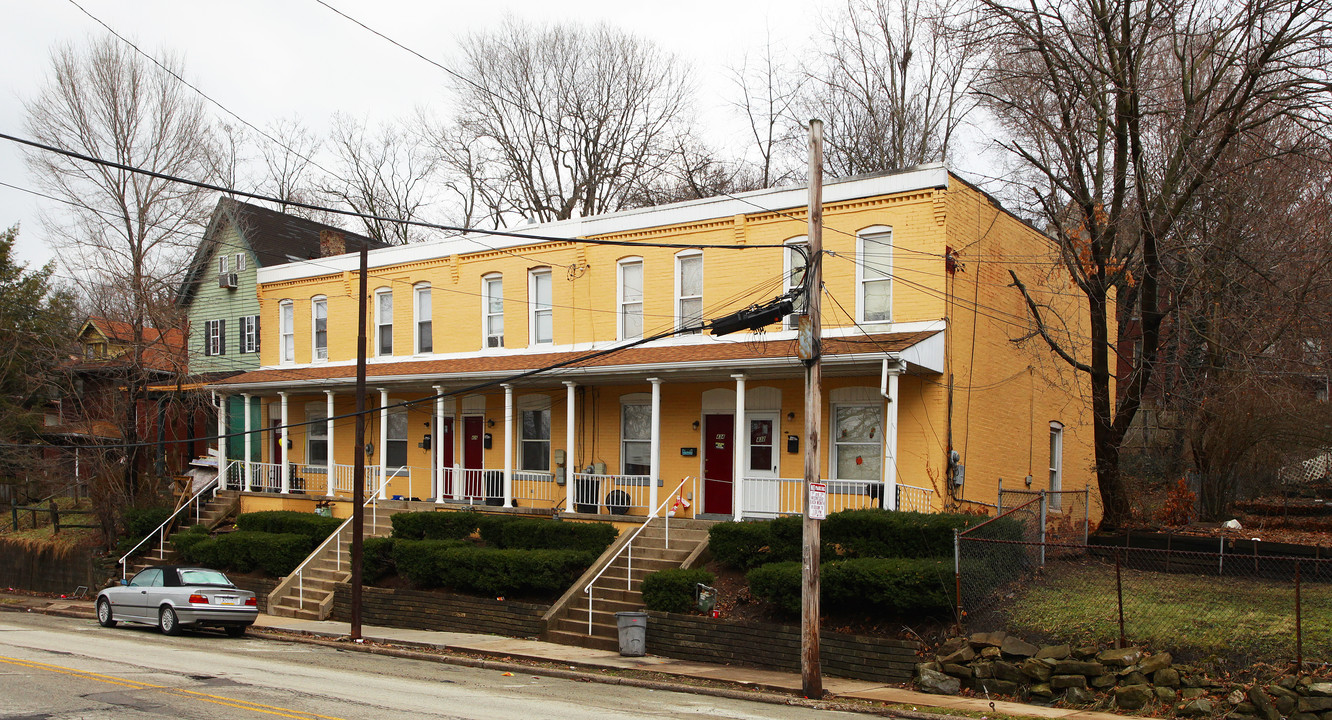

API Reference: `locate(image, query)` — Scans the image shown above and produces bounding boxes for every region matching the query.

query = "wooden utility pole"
[350,243,369,640]
[800,118,824,698]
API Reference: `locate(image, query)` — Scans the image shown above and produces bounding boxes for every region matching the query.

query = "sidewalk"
[1,592,1154,720]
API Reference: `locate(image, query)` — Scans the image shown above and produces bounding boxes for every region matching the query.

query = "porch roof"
[210,330,942,392]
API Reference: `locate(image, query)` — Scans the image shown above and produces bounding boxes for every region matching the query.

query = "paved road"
[0,612,863,720]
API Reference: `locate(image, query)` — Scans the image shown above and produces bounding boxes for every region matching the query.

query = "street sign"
[808,482,827,520]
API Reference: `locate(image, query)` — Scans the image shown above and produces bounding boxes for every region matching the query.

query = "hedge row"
[709,509,1010,569]
[173,531,311,576]
[746,557,955,616]
[235,510,342,545]
[642,568,715,614]
[390,511,618,555]
[392,540,593,596]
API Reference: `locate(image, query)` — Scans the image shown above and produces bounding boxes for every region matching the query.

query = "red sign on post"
[808,482,827,520]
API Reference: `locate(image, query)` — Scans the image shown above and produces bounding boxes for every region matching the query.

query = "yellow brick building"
[211,165,1101,521]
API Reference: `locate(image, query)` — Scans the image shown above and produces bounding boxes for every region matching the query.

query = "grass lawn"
[1,496,101,552]
[1001,560,1332,666]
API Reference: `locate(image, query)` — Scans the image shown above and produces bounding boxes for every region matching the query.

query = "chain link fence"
[957,514,1332,669]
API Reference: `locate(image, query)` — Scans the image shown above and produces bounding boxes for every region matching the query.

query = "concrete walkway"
[1,592,1155,720]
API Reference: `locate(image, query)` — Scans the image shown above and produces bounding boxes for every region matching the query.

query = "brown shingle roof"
[213,331,939,388]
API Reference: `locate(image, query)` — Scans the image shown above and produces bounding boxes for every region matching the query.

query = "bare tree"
[795,0,976,176]
[319,114,439,244]
[971,0,1332,529]
[23,35,216,504]
[442,18,693,223]
[728,36,806,188]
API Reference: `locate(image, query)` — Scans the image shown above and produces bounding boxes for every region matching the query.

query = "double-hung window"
[618,259,643,340]
[832,404,883,486]
[858,228,893,323]
[279,301,294,364]
[240,315,259,353]
[306,403,328,466]
[375,289,393,356]
[205,319,226,356]
[415,284,432,354]
[521,408,550,471]
[621,403,651,476]
[386,407,408,471]
[675,252,702,333]
[784,238,809,329]
[312,297,328,361]
[219,256,229,274]
[529,270,552,345]
[1049,421,1063,507]
[483,275,504,348]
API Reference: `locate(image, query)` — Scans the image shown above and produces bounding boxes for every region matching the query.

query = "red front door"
[463,416,484,498]
[438,417,455,499]
[703,414,734,515]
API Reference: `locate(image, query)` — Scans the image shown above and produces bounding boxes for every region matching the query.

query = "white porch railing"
[328,464,382,495]
[514,471,557,504]
[247,461,282,493]
[570,473,653,515]
[443,468,502,505]
[740,477,937,516]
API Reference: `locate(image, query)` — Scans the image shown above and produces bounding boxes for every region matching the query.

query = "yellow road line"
[0,654,350,720]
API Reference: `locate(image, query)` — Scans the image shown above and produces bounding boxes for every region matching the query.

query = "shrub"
[182,531,311,576]
[390,511,483,541]
[122,506,174,539]
[746,561,803,614]
[391,539,469,587]
[169,527,210,558]
[488,518,618,554]
[768,515,804,562]
[361,537,396,584]
[393,540,593,597]
[822,557,955,616]
[235,511,341,544]
[821,509,986,559]
[642,568,715,614]
[708,522,773,570]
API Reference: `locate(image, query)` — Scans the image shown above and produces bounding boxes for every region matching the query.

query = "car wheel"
[158,606,181,636]
[96,598,117,628]
[223,625,246,638]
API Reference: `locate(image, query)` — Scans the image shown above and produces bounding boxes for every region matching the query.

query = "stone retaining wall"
[229,576,279,613]
[647,611,919,683]
[0,540,107,594]
[331,585,547,638]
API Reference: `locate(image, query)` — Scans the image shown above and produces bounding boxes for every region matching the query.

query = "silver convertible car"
[96,566,258,636]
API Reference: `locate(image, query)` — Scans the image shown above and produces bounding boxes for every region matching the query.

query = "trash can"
[615,611,648,656]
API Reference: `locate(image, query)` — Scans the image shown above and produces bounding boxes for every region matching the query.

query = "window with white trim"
[386,407,408,470]
[675,252,702,333]
[375,288,393,356]
[832,403,883,484]
[858,228,892,322]
[1049,421,1063,507]
[415,284,432,354]
[306,403,328,466]
[621,402,651,476]
[312,297,328,361]
[279,301,294,364]
[784,238,808,329]
[219,255,229,274]
[234,253,246,272]
[529,269,552,345]
[483,274,504,348]
[205,319,226,356]
[521,408,550,471]
[618,258,643,340]
[240,315,259,354]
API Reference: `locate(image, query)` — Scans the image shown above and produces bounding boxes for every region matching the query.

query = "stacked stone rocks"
[915,631,1332,718]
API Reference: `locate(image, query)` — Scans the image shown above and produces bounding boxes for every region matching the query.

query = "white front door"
[743,413,781,517]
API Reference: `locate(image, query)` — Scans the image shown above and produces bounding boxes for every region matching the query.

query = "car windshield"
[178,569,232,586]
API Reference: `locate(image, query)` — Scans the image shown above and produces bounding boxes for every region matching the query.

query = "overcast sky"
[0,0,993,278]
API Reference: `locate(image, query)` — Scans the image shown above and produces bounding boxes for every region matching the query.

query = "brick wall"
[229,576,279,613]
[330,585,547,638]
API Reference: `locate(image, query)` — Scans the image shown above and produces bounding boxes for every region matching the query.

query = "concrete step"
[553,616,620,637]
[570,597,645,615]
[269,603,323,620]
[544,628,619,652]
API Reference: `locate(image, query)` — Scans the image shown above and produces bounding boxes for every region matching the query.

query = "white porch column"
[325,390,336,497]
[562,381,576,513]
[502,383,514,507]
[242,393,253,492]
[648,378,662,516]
[732,373,747,521]
[434,385,445,504]
[883,363,902,510]
[378,388,389,499]
[216,393,227,489]
[279,392,291,493]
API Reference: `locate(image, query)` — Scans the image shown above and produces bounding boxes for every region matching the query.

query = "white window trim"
[235,253,246,272]
[828,399,886,483]
[783,236,809,330]
[617,257,644,341]
[414,282,433,355]
[305,402,328,468]
[219,255,229,274]
[528,269,553,346]
[205,319,222,357]
[374,287,393,357]
[279,300,294,365]
[619,392,652,478]
[311,296,328,362]
[674,250,702,333]
[482,274,504,348]
[518,394,553,472]
[1049,421,1064,506]
[385,405,408,470]
[241,315,258,354]
[856,226,893,324]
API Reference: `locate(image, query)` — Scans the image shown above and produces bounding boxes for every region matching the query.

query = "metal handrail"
[118,463,224,579]
[290,483,381,610]
[583,476,694,635]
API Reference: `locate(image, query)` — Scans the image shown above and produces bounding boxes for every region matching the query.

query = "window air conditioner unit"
[487,334,504,348]
[219,272,238,289]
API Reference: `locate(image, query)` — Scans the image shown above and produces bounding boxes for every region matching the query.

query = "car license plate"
[217,595,239,606]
